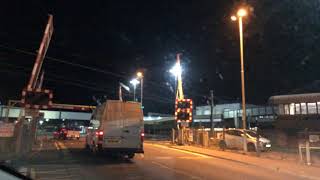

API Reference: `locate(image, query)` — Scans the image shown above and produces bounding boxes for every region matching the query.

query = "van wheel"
[85,143,90,150]
[219,140,227,151]
[97,144,103,153]
[247,143,256,152]
[128,153,135,159]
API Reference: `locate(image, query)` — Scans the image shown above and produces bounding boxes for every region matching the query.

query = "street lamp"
[130,78,140,101]
[136,72,144,106]
[231,8,248,152]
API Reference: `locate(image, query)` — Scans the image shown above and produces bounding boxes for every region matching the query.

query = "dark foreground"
[17,139,312,180]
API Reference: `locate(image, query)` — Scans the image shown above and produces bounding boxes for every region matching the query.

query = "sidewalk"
[146,141,320,180]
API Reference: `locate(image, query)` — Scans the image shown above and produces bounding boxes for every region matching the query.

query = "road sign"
[21,89,53,109]
[175,99,193,123]
[0,123,15,137]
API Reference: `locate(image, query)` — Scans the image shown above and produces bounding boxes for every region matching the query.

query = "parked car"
[218,129,271,151]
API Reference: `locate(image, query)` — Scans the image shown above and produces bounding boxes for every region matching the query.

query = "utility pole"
[210,90,214,135]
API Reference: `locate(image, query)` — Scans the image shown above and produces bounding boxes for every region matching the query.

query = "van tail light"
[96,131,104,140]
[141,132,145,142]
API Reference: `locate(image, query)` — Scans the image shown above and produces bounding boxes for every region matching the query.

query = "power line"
[0,68,173,104]
[0,44,234,102]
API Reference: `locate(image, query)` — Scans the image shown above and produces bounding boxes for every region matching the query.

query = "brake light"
[96,131,104,141]
[141,132,144,142]
[96,131,104,136]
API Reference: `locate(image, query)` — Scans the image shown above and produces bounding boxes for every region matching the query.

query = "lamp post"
[130,78,140,101]
[137,72,144,106]
[231,8,248,152]
[169,57,183,100]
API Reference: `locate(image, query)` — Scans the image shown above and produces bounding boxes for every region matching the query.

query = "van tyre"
[128,153,135,159]
[219,140,227,151]
[85,143,90,151]
[248,143,256,152]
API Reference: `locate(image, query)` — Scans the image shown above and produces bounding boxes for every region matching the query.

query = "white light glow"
[130,78,140,86]
[169,63,182,77]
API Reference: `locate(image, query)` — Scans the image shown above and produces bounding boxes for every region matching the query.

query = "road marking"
[57,141,67,150]
[149,144,211,158]
[54,142,60,150]
[155,156,173,160]
[179,156,205,160]
[151,161,202,180]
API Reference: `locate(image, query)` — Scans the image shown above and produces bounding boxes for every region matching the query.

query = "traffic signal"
[175,99,193,123]
[21,89,53,109]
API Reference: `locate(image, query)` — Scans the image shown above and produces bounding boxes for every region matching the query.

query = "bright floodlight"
[231,15,237,21]
[130,78,140,86]
[237,9,247,17]
[169,63,182,77]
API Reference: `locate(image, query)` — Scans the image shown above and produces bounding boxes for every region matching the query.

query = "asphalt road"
[26,139,310,180]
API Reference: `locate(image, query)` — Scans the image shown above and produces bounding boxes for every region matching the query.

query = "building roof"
[269,93,320,104]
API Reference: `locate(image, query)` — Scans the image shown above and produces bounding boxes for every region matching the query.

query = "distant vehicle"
[54,127,80,140]
[218,129,271,151]
[53,128,67,140]
[85,100,144,159]
[66,127,80,140]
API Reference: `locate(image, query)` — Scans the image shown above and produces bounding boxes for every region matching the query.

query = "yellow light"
[137,72,143,78]
[231,15,237,21]
[237,9,247,17]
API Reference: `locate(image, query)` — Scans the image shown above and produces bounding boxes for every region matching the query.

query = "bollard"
[298,143,303,163]
[256,128,260,157]
[172,128,175,144]
[203,131,209,147]
[306,140,311,165]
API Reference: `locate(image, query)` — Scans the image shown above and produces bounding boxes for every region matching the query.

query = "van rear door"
[103,101,143,150]
[121,102,143,149]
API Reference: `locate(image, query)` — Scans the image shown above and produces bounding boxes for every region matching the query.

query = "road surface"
[25,139,311,180]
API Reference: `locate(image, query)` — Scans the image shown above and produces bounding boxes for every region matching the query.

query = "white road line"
[54,142,60,150]
[57,141,67,150]
[149,144,211,158]
[151,161,202,180]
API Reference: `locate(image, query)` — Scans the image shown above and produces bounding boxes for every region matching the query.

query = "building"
[195,103,274,128]
[269,93,320,130]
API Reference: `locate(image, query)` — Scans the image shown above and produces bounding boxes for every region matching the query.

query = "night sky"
[1,0,320,114]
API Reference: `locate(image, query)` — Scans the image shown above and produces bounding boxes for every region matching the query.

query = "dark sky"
[1,0,320,114]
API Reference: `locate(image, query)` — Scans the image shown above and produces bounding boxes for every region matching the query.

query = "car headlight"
[265,144,271,148]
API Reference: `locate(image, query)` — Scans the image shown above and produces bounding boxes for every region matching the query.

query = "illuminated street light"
[130,78,140,101]
[231,15,237,21]
[231,7,248,152]
[136,71,144,106]
[237,8,247,17]
[169,63,182,78]
[137,72,143,78]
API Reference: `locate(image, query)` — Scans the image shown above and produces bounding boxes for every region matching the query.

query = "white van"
[85,100,144,158]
